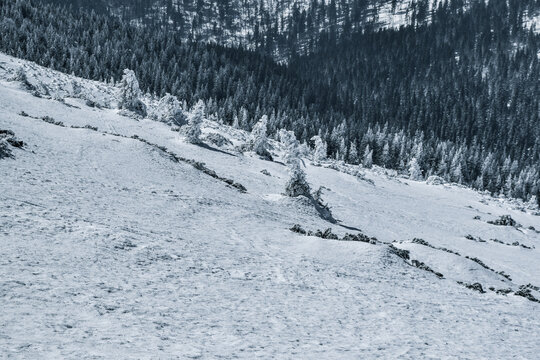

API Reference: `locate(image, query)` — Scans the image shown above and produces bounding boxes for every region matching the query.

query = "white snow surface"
[1,53,540,358]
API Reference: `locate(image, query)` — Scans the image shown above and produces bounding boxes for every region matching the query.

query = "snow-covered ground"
[1,53,540,358]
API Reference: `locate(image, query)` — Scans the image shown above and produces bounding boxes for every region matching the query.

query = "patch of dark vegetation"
[488,215,518,227]
[131,135,247,193]
[389,244,410,260]
[311,228,339,240]
[473,215,481,220]
[289,224,306,235]
[203,133,232,147]
[0,129,24,159]
[514,284,540,303]
[411,238,461,256]
[289,224,377,244]
[42,116,65,127]
[465,234,486,242]
[24,112,248,193]
[488,287,513,295]
[458,281,486,294]
[411,259,444,278]
[490,238,534,249]
[464,255,512,281]
[85,99,101,108]
[342,233,376,244]
[310,186,337,224]
[0,139,13,159]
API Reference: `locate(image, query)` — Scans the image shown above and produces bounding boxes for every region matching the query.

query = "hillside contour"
[1,53,540,358]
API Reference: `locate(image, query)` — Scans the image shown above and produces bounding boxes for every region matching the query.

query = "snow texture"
[1,53,540,358]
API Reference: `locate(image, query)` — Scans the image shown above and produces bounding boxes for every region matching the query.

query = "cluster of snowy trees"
[2,0,539,204]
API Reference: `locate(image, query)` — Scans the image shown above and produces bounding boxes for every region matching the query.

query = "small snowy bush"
[150,94,186,126]
[426,175,445,185]
[203,133,232,147]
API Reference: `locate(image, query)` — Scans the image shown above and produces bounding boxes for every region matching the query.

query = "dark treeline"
[38,0,414,58]
[0,0,539,203]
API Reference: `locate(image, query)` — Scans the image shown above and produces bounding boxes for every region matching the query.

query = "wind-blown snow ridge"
[1,53,540,358]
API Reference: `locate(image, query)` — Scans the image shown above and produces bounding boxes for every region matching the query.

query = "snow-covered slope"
[1,53,540,358]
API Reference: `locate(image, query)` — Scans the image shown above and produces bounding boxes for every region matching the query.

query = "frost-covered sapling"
[118,69,147,117]
[184,100,204,144]
[285,161,311,198]
[151,93,186,126]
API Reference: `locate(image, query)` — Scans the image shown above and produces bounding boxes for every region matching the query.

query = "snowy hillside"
[1,53,540,358]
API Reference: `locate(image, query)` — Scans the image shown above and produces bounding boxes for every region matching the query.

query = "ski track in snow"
[1,53,540,358]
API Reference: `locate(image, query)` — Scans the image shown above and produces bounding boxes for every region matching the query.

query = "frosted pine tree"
[408,157,423,180]
[279,129,300,164]
[527,195,538,210]
[363,145,373,168]
[311,135,327,163]
[381,143,390,167]
[285,161,311,198]
[185,100,204,144]
[349,142,359,164]
[151,93,185,125]
[118,69,147,117]
[250,115,271,159]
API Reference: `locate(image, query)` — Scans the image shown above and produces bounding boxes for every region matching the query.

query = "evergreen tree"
[311,135,327,162]
[118,69,147,117]
[151,94,186,126]
[363,145,373,168]
[285,161,311,198]
[250,115,271,158]
[408,158,422,180]
[185,100,205,144]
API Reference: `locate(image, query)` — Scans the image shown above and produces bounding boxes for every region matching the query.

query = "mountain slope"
[1,54,540,358]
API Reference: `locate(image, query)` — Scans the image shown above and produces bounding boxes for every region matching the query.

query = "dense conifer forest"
[1,0,539,203]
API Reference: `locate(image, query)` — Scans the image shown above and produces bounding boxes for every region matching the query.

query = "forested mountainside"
[40,0,441,59]
[1,0,539,202]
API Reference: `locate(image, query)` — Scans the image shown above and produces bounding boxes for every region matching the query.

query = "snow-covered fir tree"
[151,93,185,126]
[250,115,271,158]
[185,100,204,144]
[279,129,301,164]
[285,160,311,198]
[363,145,373,168]
[408,157,422,180]
[311,135,327,163]
[118,69,147,117]
[349,142,359,164]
